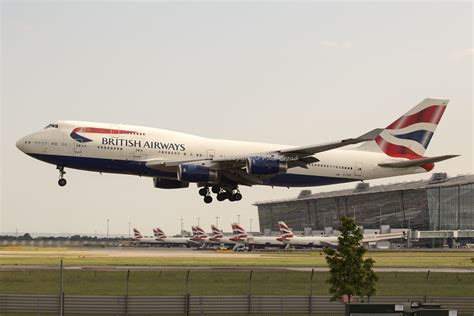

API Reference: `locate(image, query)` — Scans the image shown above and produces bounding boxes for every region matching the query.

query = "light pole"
[180,217,184,236]
[237,215,240,225]
[106,219,110,239]
[128,222,131,238]
[197,217,200,226]
[215,216,219,227]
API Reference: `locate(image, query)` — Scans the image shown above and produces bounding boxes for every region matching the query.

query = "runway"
[2,247,473,273]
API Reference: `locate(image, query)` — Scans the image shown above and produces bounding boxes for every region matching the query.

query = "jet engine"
[153,177,189,189]
[177,164,218,183]
[246,157,288,175]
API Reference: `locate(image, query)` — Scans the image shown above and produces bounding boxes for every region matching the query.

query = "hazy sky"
[1,1,472,236]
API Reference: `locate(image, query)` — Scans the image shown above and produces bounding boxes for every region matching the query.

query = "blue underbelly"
[264,173,356,187]
[29,153,174,178]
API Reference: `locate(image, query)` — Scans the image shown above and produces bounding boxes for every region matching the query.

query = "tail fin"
[278,221,294,240]
[211,225,222,236]
[153,227,166,239]
[358,98,448,157]
[230,223,248,241]
[195,226,208,237]
[231,223,247,235]
[133,228,143,239]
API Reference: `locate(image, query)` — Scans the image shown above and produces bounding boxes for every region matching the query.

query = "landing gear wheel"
[204,195,213,204]
[217,192,228,201]
[211,185,221,194]
[199,187,208,196]
[228,194,236,202]
[233,193,242,201]
[56,166,67,187]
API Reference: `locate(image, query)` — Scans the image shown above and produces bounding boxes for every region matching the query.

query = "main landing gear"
[57,166,67,187]
[198,185,242,204]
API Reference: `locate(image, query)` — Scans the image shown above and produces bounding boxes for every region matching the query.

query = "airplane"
[16,98,458,203]
[153,227,191,246]
[277,221,406,248]
[132,228,161,245]
[230,223,284,249]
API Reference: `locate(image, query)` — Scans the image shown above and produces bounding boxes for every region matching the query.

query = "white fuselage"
[157,237,192,245]
[283,232,406,247]
[16,121,427,188]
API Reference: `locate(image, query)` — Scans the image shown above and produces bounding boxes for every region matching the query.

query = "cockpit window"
[44,124,59,129]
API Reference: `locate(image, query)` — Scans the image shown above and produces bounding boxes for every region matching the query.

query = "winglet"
[354,128,383,142]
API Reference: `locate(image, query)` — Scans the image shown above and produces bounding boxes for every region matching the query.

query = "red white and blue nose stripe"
[70,127,139,143]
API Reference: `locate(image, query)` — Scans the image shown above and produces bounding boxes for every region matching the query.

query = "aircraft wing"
[277,128,383,158]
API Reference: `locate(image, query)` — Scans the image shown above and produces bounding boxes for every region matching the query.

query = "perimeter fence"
[1,263,474,315]
[1,294,474,315]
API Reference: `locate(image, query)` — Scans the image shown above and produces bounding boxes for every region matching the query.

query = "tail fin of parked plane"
[153,227,166,239]
[230,223,248,241]
[211,225,223,237]
[278,221,294,240]
[133,228,143,239]
[358,98,449,158]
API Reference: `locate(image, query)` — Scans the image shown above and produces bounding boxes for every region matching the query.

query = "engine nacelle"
[177,164,218,183]
[153,178,189,189]
[246,157,288,175]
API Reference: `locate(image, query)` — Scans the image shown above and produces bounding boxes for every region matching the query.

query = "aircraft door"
[132,147,141,159]
[355,162,363,176]
[73,141,83,155]
[207,149,215,160]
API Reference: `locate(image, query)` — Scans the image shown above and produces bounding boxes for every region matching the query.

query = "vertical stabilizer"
[357,98,448,157]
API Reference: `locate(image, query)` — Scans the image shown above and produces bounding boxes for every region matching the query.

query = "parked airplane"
[16,98,457,203]
[278,221,405,248]
[153,227,191,246]
[230,223,284,249]
[132,228,160,245]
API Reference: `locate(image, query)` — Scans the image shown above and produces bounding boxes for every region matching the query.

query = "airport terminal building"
[255,173,474,234]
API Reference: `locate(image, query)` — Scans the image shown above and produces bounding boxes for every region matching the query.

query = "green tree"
[323,216,377,302]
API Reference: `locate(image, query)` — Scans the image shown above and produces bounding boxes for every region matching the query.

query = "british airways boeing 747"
[16,98,457,203]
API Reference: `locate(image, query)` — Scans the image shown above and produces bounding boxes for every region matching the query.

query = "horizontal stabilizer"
[378,155,459,168]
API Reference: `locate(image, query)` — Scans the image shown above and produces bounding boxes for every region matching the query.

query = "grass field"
[1,249,473,268]
[1,270,473,297]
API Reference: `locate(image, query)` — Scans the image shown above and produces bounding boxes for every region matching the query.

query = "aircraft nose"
[16,137,27,152]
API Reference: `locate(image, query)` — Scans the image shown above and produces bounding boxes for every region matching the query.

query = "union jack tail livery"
[375,98,448,158]
[211,225,223,237]
[133,228,143,239]
[277,221,294,241]
[153,227,166,239]
[358,98,457,171]
[230,223,248,241]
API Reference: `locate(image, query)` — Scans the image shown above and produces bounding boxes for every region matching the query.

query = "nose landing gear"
[57,166,67,187]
